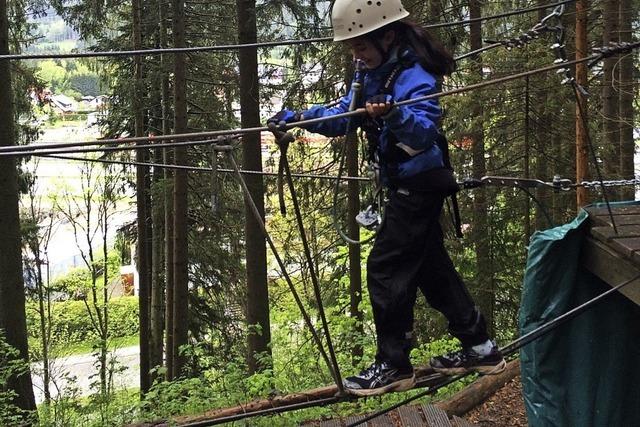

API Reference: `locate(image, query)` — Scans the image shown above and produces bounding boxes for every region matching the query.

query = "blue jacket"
[301,49,445,187]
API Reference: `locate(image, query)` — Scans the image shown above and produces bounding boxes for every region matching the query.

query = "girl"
[268,0,505,396]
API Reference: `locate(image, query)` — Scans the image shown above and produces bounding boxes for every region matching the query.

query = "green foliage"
[26,296,139,358]
[69,72,101,96]
[35,59,103,98]
[38,386,139,426]
[24,0,633,425]
[0,332,35,425]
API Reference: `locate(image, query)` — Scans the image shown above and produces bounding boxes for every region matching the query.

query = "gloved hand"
[365,94,394,118]
[267,110,300,128]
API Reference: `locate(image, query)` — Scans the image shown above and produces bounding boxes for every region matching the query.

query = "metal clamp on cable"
[211,145,219,214]
[589,41,640,68]
[461,177,483,189]
[551,174,572,192]
[484,4,564,52]
[481,176,548,189]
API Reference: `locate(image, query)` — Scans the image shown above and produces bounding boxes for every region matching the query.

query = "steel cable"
[7,43,640,158]
[0,0,576,61]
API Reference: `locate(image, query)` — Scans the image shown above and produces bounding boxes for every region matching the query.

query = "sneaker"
[343,361,416,396]
[430,345,506,376]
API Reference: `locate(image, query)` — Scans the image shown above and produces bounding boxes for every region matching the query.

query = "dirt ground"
[465,376,528,427]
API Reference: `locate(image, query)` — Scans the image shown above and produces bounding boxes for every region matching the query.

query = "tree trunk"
[601,0,619,183]
[534,1,551,230]
[618,0,635,201]
[436,359,520,417]
[151,144,165,377]
[0,0,37,412]
[28,198,52,405]
[101,209,110,399]
[469,0,493,336]
[159,0,175,381]
[133,0,151,394]
[149,0,165,382]
[172,0,189,377]
[236,0,272,374]
[575,0,589,208]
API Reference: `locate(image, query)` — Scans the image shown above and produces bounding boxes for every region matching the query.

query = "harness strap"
[436,133,463,238]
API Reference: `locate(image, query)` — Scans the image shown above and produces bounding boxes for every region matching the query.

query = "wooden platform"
[312,404,476,427]
[582,204,640,306]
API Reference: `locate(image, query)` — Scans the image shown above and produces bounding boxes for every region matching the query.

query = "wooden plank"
[590,214,640,227]
[397,406,425,426]
[421,404,451,427]
[367,413,394,426]
[581,236,640,306]
[343,415,366,426]
[317,419,342,427]
[585,205,640,216]
[451,416,475,427]
[609,237,640,258]
[590,225,640,242]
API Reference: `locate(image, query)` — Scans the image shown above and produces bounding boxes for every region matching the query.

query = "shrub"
[26,296,139,356]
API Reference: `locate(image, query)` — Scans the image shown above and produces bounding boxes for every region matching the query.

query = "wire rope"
[170,271,640,426]
[270,130,344,393]
[37,153,371,181]
[346,272,640,426]
[6,42,639,158]
[226,150,343,389]
[0,0,576,61]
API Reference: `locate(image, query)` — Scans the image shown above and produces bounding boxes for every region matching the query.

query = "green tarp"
[519,202,640,427]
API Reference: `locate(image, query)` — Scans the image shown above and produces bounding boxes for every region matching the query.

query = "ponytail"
[369,19,456,76]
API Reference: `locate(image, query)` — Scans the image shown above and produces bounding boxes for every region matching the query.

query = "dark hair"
[369,19,456,76]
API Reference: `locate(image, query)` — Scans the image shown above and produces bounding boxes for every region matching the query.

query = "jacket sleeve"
[382,68,441,151]
[300,85,361,137]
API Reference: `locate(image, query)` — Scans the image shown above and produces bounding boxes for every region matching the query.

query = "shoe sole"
[432,359,507,376]
[345,374,416,397]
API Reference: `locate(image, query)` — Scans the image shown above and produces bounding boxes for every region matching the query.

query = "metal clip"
[356,205,381,230]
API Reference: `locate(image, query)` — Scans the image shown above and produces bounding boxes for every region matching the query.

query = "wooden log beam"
[436,359,520,417]
[581,236,640,306]
[126,366,440,426]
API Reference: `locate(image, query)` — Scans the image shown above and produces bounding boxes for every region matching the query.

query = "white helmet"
[331,0,410,42]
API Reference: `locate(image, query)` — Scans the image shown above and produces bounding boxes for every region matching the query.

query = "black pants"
[367,189,489,370]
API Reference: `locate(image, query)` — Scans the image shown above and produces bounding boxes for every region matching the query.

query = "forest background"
[0,0,637,425]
